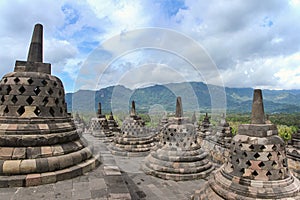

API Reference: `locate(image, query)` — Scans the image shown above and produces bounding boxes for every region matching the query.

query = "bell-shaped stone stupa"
[143,97,213,181]
[89,103,113,138]
[0,24,99,187]
[192,89,300,199]
[109,101,156,156]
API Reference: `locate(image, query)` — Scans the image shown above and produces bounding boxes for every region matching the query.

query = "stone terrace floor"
[0,134,208,200]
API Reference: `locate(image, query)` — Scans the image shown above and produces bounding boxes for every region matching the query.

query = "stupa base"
[142,148,214,181]
[0,153,100,187]
[142,163,213,181]
[108,144,153,157]
[192,168,300,200]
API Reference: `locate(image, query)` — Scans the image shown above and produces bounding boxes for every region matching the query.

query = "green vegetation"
[75,110,299,142]
[226,113,299,141]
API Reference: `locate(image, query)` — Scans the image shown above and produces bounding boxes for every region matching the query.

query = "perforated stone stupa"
[201,114,232,165]
[107,111,120,134]
[208,114,233,148]
[193,89,300,199]
[0,24,99,187]
[142,97,213,181]
[109,101,156,156]
[88,103,113,138]
[287,126,300,179]
[73,112,85,135]
[198,113,212,140]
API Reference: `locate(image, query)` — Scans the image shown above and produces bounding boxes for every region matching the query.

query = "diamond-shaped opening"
[1,96,5,103]
[252,170,258,176]
[258,161,265,168]
[11,95,18,104]
[4,106,9,113]
[34,86,41,95]
[236,159,240,164]
[249,144,255,150]
[254,152,260,159]
[266,171,272,176]
[260,145,266,150]
[240,168,245,173]
[60,107,63,113]
[272,145,277,151]
[277,151,281,156]
[14,77,20,83]
[49,107,55,117]
[34,107,41,116]
[27,78,34,85]
[239,143,243,147]
[26,96,34,105]
[6,85,12,94]
[246,160,251,166]
[17,106,25,116]
[48,88,53,95]
[42,97,49,105]
[58,90,62,96]
[283,159,287,167]
[55,98,59,105]
[272,161,277,166]
[279,169,283,174]
[53,81,58,87]
[267,152,272,160]
[41,79,48,86]
[18,86,26,94]
[3,78,7,83]
[243,152,247,157]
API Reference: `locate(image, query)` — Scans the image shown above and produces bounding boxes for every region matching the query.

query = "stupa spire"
[27,24,43,62]
[251,89,265,124]
[175,97,183,118]
[130,100,136,116]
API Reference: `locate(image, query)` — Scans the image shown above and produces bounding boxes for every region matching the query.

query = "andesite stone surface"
[107,111,121,134]
[287,126,300,179]
[192,89,300,199]
[108,101,156,156]
[201,114,232,165]
[198,113,212,141]
[143,97,214,181]
[88,102,113,138]
[0,24,99,187]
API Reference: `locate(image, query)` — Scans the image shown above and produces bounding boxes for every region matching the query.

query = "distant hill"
[65,82,300,114]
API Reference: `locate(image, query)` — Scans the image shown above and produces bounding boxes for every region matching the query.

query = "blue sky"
[0,0,300,92]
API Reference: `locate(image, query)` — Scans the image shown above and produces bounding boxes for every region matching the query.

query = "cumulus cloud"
[0,0,299,92]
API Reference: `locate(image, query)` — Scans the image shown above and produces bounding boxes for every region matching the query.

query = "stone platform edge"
[0,153,100,187]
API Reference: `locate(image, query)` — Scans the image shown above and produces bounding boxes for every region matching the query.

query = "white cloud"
[0,0,300,91]
[222,52,300,89]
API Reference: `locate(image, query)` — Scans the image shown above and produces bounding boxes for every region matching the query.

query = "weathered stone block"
[20,159,37,174]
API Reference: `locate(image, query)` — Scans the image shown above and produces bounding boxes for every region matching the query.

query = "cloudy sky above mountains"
[0,0,299,92]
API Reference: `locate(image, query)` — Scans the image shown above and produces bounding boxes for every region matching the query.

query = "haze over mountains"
[66,82,300,114]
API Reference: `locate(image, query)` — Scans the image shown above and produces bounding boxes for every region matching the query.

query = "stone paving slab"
[0,134,209,200]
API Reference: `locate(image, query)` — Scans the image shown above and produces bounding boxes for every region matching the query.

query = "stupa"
[142,97,214,181]
[207,114,232,148]
[201,114,233,165]
[73,112,85,134]
[287,126,300,179]
[0,24,99,187]
[198,113,212,140]
[107,111,120,134]
[89,103,113,138]
[108,101,156,156]
[192,89,300,199]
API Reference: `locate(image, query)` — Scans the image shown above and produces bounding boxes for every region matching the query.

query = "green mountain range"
[65,82,300,114]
